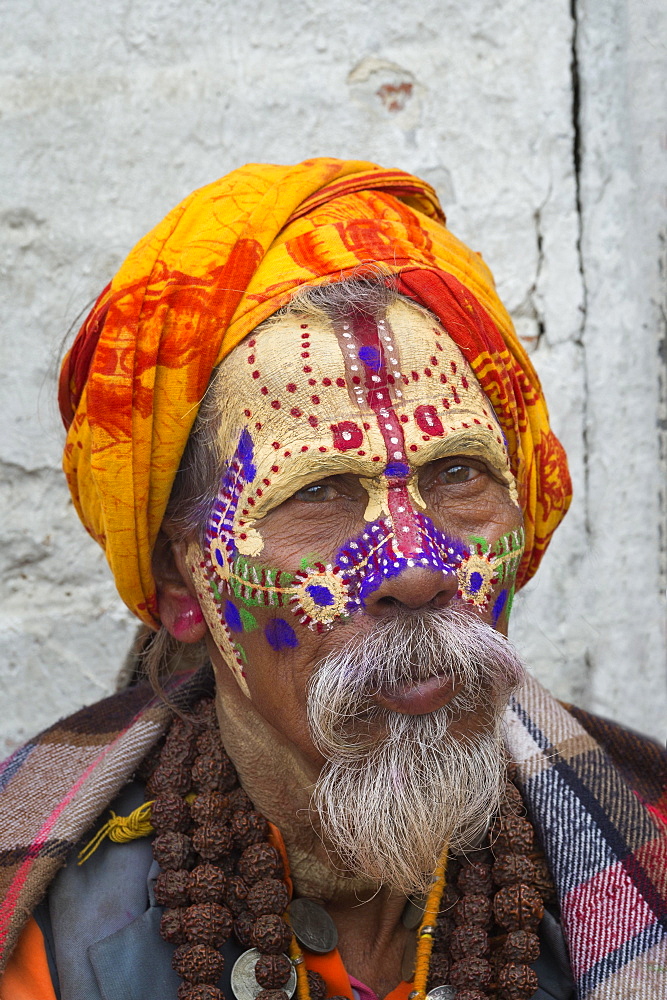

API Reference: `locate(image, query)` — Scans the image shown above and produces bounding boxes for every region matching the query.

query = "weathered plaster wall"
[1,0,665,755]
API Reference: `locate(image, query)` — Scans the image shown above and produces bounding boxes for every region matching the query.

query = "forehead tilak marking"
[331,305,426,559]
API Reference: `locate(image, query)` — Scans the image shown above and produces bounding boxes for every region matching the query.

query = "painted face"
[188,298,524,699]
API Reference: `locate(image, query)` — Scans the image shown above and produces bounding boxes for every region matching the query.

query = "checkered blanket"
[1,670,666,998]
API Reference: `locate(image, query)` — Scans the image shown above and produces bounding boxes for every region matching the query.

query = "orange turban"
[59,158,571,627]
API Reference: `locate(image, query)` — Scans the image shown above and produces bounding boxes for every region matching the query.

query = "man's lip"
[373,674,462,715]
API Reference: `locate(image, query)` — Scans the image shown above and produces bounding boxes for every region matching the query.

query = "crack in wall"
[657,229,667,593]
[532,206,546,346]
[512,206,546,350]
[569,0,594,710]
[569,0,590,527]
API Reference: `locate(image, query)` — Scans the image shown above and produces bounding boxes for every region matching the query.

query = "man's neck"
[212,660,412,995]
[212,657,381,900]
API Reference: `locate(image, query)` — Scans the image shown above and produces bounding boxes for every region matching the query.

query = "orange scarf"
[59,158,571,626]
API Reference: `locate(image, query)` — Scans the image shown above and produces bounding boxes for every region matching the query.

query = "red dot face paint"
[188,300,524,698]
[194,299,519,601]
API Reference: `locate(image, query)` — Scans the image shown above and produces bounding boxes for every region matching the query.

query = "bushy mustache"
[307,605,525,758]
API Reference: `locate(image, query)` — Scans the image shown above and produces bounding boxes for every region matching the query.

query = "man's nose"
[363,566,458,618]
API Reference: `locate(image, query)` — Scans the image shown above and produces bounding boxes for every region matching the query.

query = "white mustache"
[308,605,525,757]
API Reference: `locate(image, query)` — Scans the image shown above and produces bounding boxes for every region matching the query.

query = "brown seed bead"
[307,970,327,1000]
[192,823,234,861]
[196,730,225,759]
[159,743,194,772]
[252,914,292,954]
[255,992,288,1000]
[163,732,197,767]
[503,782,525,815]
[492,854,538,888]
[254,953,292,989]
[177,985,224,1000]
[155,869,191,907]
[494,816,534,855]
[189,863,227,904]
[183,902,233,947]
[152,793,191,834]
[217,755,239,791]
[172,943,224,985]
[234,911,257,948]
[453,893,492,927]
[454,991,487,1000]
[499,929,541,964]
[153,831,193,871]
[497,961,539,999]
[224,875,249,914]
[440,884,460,912]
[247,878,290,917]
[432,915,454,951]
[232,809,269,849]
[147,760,191,797]
[238,843,283,884]
[449,956,492,991]
[493,885,544,932]
[191,791,230,827]
[192,754,237,792]
[449,925,490,961]
[426,952,450,988]
[228,788,253,813]
[457,862,493,896]
[532,856,556,903]
[160,907,187,945]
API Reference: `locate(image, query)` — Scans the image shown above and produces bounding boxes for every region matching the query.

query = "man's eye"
[437,464,479,485]
[294,483,337,502]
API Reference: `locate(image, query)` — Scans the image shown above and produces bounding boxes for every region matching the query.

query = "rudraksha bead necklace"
[419,763,556,1000]
[146,700,554,1000]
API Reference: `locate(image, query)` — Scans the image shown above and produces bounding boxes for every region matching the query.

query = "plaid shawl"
[1,672,666,998]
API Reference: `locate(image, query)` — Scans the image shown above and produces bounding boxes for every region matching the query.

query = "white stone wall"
[1,0,665,755]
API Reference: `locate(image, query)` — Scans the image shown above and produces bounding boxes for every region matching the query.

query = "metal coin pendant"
[425,986,456,1000]
[231,947,297,1000]
[288,897,338,954]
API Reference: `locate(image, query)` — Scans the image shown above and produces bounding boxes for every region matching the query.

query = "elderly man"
[1,160,666,1000]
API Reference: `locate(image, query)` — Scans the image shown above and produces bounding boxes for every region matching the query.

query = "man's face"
[188,297,524,765]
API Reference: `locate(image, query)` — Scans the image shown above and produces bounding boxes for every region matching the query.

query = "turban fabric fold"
[59,158,571,627]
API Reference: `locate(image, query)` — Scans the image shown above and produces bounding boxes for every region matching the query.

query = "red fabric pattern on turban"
[59,158,571,626]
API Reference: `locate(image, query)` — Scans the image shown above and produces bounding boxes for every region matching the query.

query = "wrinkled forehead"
[212,297,513,506]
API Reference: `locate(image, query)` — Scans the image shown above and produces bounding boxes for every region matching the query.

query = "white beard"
[307,606,525,895]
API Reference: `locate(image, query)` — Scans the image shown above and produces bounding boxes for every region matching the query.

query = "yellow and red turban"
[59,158,571,627]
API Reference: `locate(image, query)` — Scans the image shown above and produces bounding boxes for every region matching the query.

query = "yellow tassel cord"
[77,801,155,865]
[411,843,450,1000]
[288,932,310,1000]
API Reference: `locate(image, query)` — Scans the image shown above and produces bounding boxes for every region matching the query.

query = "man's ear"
[153,527,208,643]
